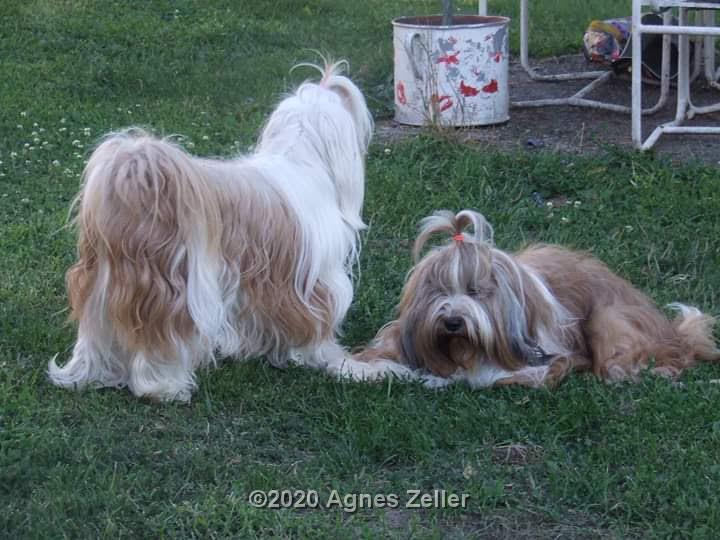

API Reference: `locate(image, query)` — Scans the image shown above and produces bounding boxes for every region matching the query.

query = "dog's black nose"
[444,317,464,333]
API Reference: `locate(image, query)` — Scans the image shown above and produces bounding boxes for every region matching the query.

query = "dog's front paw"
[421,373,452,389]
[333,358,416,382]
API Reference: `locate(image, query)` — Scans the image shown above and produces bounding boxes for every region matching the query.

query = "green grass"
[2,1,720,538]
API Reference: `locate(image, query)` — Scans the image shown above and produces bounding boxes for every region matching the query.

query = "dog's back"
[518,244,720,381]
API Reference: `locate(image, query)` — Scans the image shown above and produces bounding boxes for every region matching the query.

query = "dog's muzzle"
[443,316,465,334]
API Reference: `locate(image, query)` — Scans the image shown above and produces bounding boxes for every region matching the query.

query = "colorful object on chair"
[583,13,692,80]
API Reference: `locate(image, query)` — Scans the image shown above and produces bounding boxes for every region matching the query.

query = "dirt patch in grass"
[376,55,720,166]
[491,442,545,466]
[379,506,629,539]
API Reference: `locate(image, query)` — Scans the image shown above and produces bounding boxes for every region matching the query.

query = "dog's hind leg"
[126,347,197,402]
[48,321,129,391]
[585,304,692,382]
[48,326,128,390]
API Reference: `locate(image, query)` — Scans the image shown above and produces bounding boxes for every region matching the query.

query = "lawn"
[2,1,720,538]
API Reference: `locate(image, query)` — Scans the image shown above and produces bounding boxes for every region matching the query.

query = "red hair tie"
[453,233,464,242]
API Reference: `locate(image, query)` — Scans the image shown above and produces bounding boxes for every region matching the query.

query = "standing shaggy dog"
[49,61,406,401]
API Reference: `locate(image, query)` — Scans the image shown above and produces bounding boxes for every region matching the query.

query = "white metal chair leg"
[518,0,606,81]
[632,1,644,147]
[511,0,670,113]
[703,10,720,89]
[644,10,674,115]
[637,5,720,150]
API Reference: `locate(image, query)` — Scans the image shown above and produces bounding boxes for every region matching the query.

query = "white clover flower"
[52,160,60,166]
[33,122,38,127]
[31,131,38,136]
[59,127,67,132]
[20,111,27,117]
[16,124,23,129]
[384,148,391,154]
[60,118,66,123]
[202,135,209,140]
[21,197,30,203]
[23,143,29,148]
[39,127,45,133]
[561,217,570,224]
[10,152,17,158]
[574,200,582,207]
[33,138,40,143]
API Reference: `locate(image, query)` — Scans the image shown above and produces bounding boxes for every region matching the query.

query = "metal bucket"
[392,15,510,126]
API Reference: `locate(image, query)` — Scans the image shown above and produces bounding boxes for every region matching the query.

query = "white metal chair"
[479,0,672,113]
[632,1,720,150]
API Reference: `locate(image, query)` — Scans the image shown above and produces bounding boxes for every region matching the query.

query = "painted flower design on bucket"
[393,17,509,126]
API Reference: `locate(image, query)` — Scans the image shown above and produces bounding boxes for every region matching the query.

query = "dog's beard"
[434,333,478,374]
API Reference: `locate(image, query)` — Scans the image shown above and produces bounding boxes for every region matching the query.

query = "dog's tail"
[62,128,225,357]
[668,303,720,362]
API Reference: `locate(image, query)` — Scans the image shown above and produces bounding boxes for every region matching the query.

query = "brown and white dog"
[48,60,408,402]
[355,209,720,388]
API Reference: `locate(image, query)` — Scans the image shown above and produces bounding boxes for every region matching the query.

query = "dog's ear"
[489,254,550,370]
[400,321,421,370]
[290,58,373,142]
[295,57,374,152]
[399,310,458,377]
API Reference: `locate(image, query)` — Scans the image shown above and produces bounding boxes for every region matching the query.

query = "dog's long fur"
[49,61,408,401]
[355,210,720,388]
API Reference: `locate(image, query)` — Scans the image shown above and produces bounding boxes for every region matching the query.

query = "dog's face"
[395,211,557,377]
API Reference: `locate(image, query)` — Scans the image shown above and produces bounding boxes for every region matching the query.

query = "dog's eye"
[468,287,485,297]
